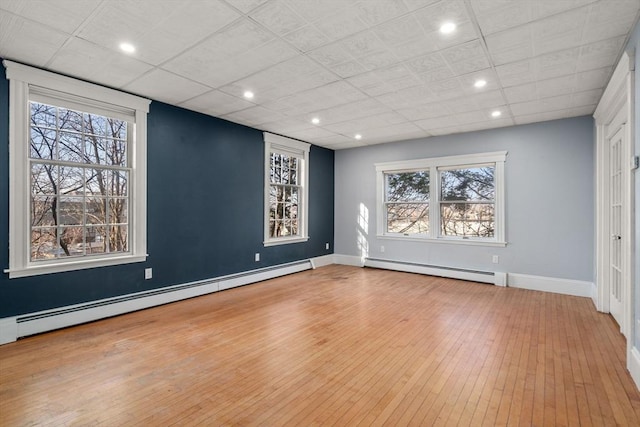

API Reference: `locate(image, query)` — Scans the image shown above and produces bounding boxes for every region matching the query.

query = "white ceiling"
[1,0,638,150]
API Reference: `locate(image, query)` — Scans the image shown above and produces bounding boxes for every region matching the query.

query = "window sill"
[263,236,309,247]
[5,254,148,278]
[377,234,507,247]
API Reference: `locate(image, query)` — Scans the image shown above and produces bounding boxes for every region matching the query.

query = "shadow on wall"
[357,202,369,262]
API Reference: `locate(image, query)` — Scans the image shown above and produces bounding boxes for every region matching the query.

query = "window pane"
[30,102,56,128]
[84,226,107,255]
[84,113,108,136]
[108,170,128,197]
[59,196,84,225]
[108,198,128,224]
[108,225,128,253]
[58,131,84,163]
[440,167,494,201]
[86,168,108,196]
[59,108,83,133]
[106,138,127,166]
[31,196,56,227]
[59,166,84,196]
[281,155,289,184]
[30,126,55,159]
[59,226,84,257]
[386,172,429,202]
[107,118,127,140]
[31,163,57,195]
[31,228,57,260]
[84,135,107,164]
[86,197,107,224]
[440,203,494,237]
[386,203,429,234]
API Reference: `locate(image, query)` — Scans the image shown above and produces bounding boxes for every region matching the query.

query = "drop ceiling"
[0,0,638,150]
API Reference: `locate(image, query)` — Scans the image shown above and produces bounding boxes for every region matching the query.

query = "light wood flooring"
[1,265,639,426]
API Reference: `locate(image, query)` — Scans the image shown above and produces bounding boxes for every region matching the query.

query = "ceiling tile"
[222,106,286,126]
[353,0,408,26]
[47,37,153,88]
[374,14,425,47]
[125,69,210,104]
[179,90,255,116]
[472,0,533,35]
[485,25,533,65]
[0,0,101,34]
[414,0,470,33]
[504,83,538,104]
[282,24,329,52]
[311,4,368,42]
[0,11,69,67]
[162,18,277,87]
[510,94,573,116]
[226,0,269,13]
[249,0,307,37]
[577,36,626,71]
[133,0,242,65]
[77,0,176,51]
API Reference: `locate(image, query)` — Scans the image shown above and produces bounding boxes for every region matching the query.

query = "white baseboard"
[309,254,334,269]
[333,254,364,267]
[364,258,499,285]
[507,273,594,298]
[590,282,598,308]
[629,347,640,391]
[0,258,322,345]
[0,317,17,345]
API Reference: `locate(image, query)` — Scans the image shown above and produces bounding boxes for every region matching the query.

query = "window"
[264,133,309,246]
[4,60,150,278]
[376,152,507,246]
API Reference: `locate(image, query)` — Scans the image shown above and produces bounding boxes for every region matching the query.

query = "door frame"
[594,50,635,342]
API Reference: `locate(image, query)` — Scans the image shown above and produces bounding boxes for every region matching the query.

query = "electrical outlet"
[492,255,499,264]
[381,245,385,253]
[255,253,260,262]
[325,242,330,250]
[145,268,152,280]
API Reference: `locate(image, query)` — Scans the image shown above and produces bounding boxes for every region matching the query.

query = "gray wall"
[334,116,594,282]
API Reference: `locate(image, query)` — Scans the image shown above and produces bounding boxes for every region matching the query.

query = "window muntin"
[269,152,300,238]
[384,171,430,235]
[4,60,150,278]
[375,152,506,246]
[29,101,131,261]
[439,166,495,238]
[264,133,310,246]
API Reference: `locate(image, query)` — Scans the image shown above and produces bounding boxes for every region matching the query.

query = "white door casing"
[594,49,634,343]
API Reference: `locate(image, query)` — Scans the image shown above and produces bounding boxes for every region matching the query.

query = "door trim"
[594,50,635,341]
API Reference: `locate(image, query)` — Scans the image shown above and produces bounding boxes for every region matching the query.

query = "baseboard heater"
[364,258,506,286]
[2,259,312,344]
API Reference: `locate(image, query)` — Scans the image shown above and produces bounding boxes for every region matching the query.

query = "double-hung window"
[376,152,507,246]
[4,60,150,278]
[264,133,310,246]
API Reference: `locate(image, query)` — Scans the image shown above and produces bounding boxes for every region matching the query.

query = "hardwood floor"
[1,265,639,426]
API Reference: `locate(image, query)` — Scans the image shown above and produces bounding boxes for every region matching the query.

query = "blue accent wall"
[0,64,334,318]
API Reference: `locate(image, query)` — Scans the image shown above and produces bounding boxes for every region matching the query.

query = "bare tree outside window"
[385,171,430,234]
[268,152,300,238]
[440,166,495,237]
[30,102,129,261]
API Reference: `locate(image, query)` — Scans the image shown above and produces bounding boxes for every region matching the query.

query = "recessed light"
[311,117,320,125]
[491,110,502,118]
[355,134,362,140]
[119,42,135,54]
[474,79,487,88]
[439,22,456,34]
[243,90,254,100]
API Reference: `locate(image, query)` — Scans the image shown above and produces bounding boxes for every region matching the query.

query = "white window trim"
[263,133,310,247]
[375,151,507,247]
[3,60,150,278]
